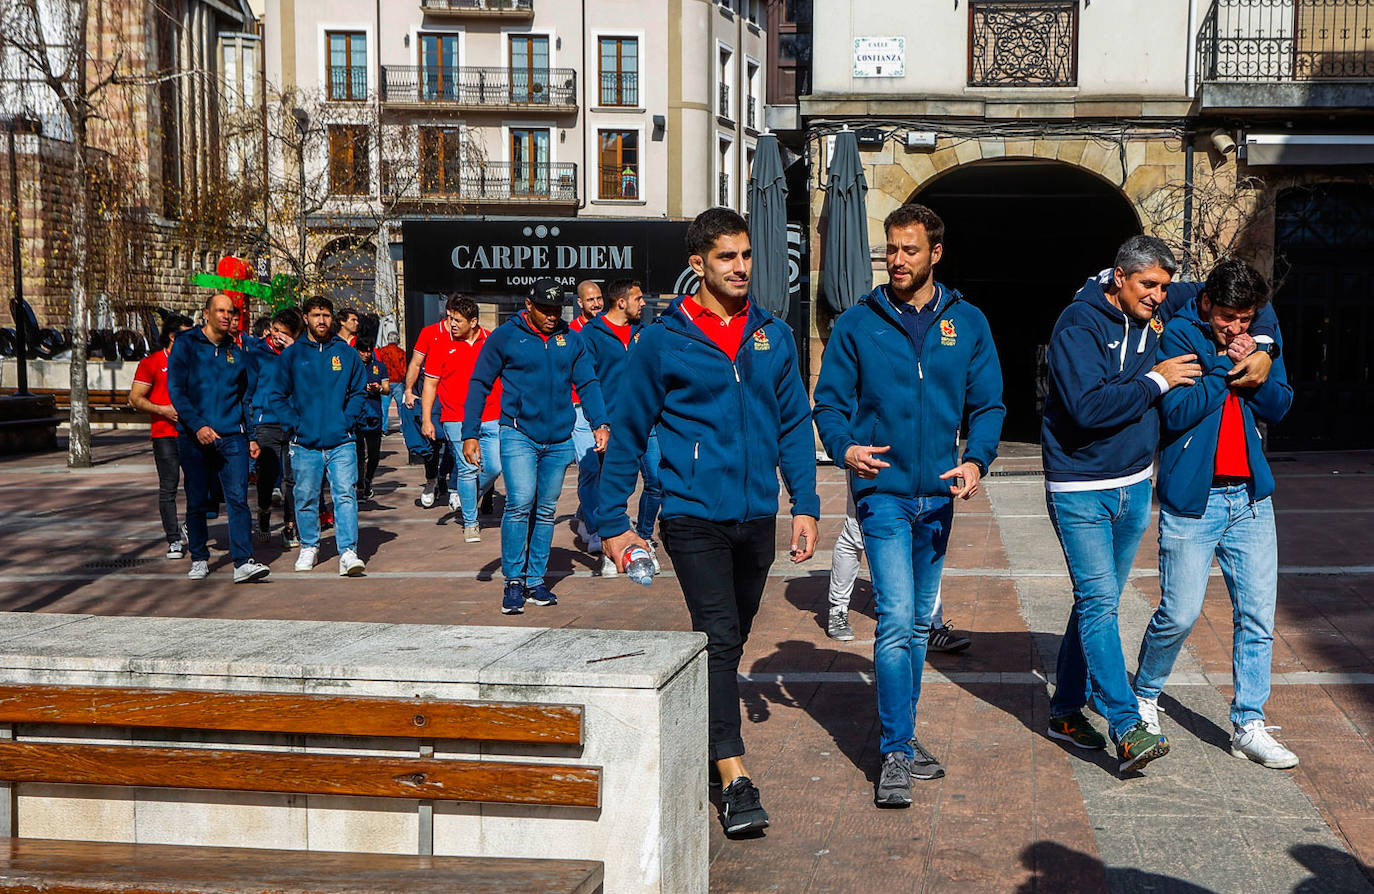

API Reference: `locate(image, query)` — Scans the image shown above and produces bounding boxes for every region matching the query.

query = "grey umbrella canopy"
[820,129,872,313]
[746,133,790,317]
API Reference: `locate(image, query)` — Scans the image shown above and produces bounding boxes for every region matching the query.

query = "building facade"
[264,0,768,337]
[802,0,1374,449]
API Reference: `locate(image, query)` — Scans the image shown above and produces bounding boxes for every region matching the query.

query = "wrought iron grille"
[1197,0,1374,82]
[381,66,577,106]
[328,65,368,101]
[968,1,1079,87]
[719,171,729,206]
[719,82,731,118]
[599,164,639,200]
[747,95,756,128]
[387,161,577,203]
[599,71,638,106]
[419,0,532,11]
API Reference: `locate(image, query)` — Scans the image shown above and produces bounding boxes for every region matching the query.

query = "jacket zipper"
[873,287,959,489]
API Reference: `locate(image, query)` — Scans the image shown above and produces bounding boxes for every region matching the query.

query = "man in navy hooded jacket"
[463,278,609,615]
[813,203,1005,807]
[1040,235,1280,774]
[270,296,367,578]
[167,291,271,584]
[600,208,819,838]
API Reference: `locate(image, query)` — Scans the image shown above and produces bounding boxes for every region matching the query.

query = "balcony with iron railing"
[385,161,578,207]
[1197,0,1374,108]
[718,82,731,120]
[381,66,577,111]
[967,0,1078,87]
[598,71,639,107]
[598,164,639,200]
[327,66,368,101]
[747,95,756,129]
[418,0,533,19]
[718,171,729,207]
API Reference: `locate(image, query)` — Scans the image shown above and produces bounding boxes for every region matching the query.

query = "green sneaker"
[1117,722,1170,773]
[1047,710,1108,750]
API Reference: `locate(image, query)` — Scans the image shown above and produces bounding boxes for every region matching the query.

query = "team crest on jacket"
[752,329,771,351]
[554,334,567,346]
[226,350,236,364]
[939,319,957,346]
[331,356,342,371]
[1150,317,1164,334]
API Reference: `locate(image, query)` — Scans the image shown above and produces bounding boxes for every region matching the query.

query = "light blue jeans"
[856,492,953,758]
[381,382,404,433]
[1136,489,1277,726]
[572,404,597,531]
[500,426,575,588]
[291,441,359,554]
[1047,479,1152,743]
[443,419,502,526]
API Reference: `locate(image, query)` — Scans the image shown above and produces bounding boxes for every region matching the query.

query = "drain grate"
[81,557,164,570]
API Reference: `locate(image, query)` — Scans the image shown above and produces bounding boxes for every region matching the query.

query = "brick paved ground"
[1,431,1371,892]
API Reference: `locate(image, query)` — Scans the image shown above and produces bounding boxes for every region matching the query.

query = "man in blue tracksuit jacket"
[599,208,819,838]
[1041,235,1281,775]
[166,291,270,584]
[1133,259,1298,769]
[813,203,1005,806]
[462,278,609,614]
[247,307,303,549]
[579,277,663,577]
[271,296,367,578]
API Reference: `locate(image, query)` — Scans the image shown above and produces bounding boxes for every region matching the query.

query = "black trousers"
[253,423,294,525]
[151,436,181,544]
[356,427,382,488]
[660,515,776,762]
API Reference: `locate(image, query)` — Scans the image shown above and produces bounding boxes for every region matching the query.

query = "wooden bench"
[22,387,138,422]
[0,682,604,893]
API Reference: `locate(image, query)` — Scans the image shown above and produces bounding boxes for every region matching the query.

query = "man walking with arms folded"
[601,208,819,837]
[463,279,608,614]
[270,297,368,577]
[1133,259,1296,768]
[813,203,1004,806]
[167,292,271,583]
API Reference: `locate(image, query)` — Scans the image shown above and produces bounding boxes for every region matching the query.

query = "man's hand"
[249,440,260,460]
[789,515,818,563]
[603,530,649,573]
[593,427,610,453]
[1226,332,1256,364]
[422,418,436,440]
[403,391,417,409]
[940,461,983,500]
[462,437,481,467]
[844,444,892,479]
[195,425,220,445]
[1227,350,1272,389]
[1151,353,1202,388]
[160,405,179,422]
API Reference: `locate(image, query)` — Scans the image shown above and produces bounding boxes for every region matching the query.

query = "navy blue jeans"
[178,431,253,566]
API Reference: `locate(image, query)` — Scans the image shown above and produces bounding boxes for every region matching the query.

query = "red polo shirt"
[132,348,176,439]
[600,317,633,347]
[680,294,749,360]
[425,327,501,424]
[413,319,451,362]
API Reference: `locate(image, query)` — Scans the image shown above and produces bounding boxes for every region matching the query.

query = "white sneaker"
[1137,695,1161,736]
[420,479,436,508]
[1231,719,1298,769]
[339,550,366,577]
[233,560,271,584]
[448,492,461,512]
[294,546,317,572]
[646,539,662,574]
[166,541,184,560]
[463,524,481,543]
[187,560,209,580]
[599,553,618,577]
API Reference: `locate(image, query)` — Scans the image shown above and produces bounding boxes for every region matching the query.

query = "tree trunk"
[66,127,91,468]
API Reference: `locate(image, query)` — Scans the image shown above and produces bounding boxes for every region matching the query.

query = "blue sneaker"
[527,585,557,607]
[501,582,526,615]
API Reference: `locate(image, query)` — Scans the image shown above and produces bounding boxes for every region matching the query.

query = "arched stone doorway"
[913,160,1141,443]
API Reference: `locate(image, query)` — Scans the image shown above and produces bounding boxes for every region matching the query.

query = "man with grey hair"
[1041,235,1278,774]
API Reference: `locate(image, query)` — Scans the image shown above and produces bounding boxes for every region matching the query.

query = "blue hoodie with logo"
[1041,273,1279,487]
[596,297,820,536]
[166,326,256,441]
[462,312,607,444]
[580,315,644,420]
[271,333,366,450]
[812,283,1006,500]
[1155,300,1292,518]
[246,336,287,428]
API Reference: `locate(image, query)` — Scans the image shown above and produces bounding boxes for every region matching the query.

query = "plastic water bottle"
[625,545,656,587]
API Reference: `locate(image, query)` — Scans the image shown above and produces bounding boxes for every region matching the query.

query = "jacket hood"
[302,333,349,352]
[858,282,961,326]
[510,311,569,339]
[661,293,774,341]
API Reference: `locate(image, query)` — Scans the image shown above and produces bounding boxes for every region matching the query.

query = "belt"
[1212,475,1250,486]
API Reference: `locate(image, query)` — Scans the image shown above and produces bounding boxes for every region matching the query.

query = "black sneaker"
[719,776,769,836]
[927,621,971,653]
[909,736,945,780]
[282,523,300,549]
[479,490,496,516]
[501,582,526,615]
[876,752,913,807]
[254,512,271,544]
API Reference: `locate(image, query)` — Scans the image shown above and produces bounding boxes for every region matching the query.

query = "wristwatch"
[967,458,987,477]
[1257,341,1281,359]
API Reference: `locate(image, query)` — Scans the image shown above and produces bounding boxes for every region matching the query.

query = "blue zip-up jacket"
[580,314,644,420]
[246,337,287,428]
[358,356,386,432]
[166,326,256,441]
[597,297,820,536]
[812,284,1005,500]
[1156,301,1292,517]
[462,312,607,443]
[270,333,366,450]
[1041,273,1279,486]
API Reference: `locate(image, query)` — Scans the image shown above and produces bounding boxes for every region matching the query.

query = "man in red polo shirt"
[130,314,195,558]
[422,296,502,542]
[402,296,461,507]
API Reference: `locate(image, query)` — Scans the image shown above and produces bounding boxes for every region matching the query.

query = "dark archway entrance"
[914,161,1141,443]
[1272,183,1374,450]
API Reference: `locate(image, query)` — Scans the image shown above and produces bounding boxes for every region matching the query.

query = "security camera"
[1210,129,1237,156]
